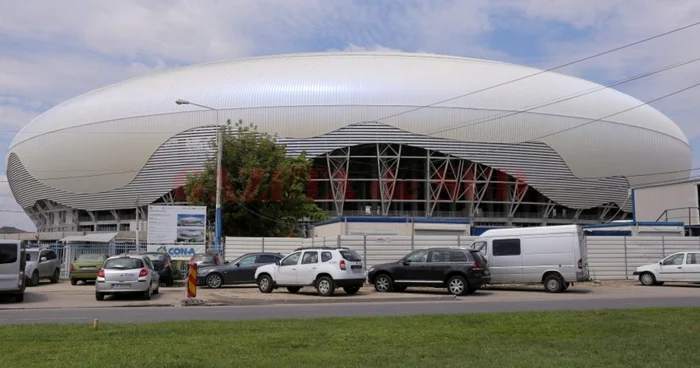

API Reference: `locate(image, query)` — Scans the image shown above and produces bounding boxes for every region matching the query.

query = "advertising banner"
[147,205,207,245]
[146,244,207,260]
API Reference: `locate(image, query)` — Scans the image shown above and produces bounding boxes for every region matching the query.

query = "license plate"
[352,268,362,273]
[112,283,131,289]
[82,267,96,270]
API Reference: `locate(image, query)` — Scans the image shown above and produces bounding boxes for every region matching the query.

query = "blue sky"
[1,0,700,231]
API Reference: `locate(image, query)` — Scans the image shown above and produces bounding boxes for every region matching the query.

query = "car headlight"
[368,266,374,272]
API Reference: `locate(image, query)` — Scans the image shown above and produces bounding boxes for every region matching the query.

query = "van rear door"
[577,229,590,280]
[0,241,21,292]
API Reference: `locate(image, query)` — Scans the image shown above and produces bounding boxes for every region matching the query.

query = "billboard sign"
[146,244,207,260]
[147,205,207,245]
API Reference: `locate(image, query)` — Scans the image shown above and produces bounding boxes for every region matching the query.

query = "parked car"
[255,247,365,296]
[24,248,61,286]
[468,225,589,293]
[0,240,27,302]
[633,251,700,286]
[367,247,491,296]
[95,254,160,301]
[197,252,283,288]
[70,253,109,285]
[140,252,178,286]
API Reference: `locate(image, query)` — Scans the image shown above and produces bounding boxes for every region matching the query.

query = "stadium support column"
[507,174,529,225]
[463,162,492,219]
[542,200,556,225]
[427,152,460,217]
[326,147,351,216]
[377,144,401,216]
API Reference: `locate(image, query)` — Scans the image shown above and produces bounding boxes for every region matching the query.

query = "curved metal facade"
[5,51,691,229]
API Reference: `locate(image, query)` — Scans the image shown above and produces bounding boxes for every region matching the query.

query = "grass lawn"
[1,307,698,368]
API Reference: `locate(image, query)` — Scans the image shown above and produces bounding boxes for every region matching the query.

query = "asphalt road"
[1,295,699,325]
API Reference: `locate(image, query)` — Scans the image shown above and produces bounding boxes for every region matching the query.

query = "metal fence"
[25,235,700,281]
[24,243,192,280]
[225,235,700,281]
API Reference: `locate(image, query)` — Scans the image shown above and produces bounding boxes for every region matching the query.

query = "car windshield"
[103,258,144,270]
[340,250,362,262]
[76,254,105,262]
[144,253,167,262]
[26,251,39,262]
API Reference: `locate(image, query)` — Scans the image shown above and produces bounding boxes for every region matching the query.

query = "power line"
[369,20,700,123]
[420,55,700,136]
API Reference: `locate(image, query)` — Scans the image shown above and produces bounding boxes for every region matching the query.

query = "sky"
[1,0,700,232]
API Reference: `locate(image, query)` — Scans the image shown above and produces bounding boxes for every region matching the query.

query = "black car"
[367,247,491,296]
[140,252,177,287]
[197,252,283,288]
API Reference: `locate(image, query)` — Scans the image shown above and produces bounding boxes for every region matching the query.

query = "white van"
[0,240,27,302]
[469,225,590,293]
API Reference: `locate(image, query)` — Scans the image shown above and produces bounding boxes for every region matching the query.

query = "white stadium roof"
[6,51,691,214]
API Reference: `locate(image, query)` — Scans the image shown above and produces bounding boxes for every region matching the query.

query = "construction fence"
[24,243,194,280]
[24,235,700,281]
[224,235,700,281]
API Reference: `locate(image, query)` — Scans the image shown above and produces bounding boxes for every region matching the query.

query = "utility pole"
[135,196,140,247]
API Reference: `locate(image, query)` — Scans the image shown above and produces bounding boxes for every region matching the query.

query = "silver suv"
[25,248,61,286]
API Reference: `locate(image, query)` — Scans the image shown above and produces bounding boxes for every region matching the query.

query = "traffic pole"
[187,263,197,299]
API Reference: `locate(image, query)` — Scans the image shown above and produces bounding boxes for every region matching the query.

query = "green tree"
[184,119,328,237]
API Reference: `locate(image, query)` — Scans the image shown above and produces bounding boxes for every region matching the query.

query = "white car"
[633,251,700,286]
[95,254,160,300]
[255,247,366,296]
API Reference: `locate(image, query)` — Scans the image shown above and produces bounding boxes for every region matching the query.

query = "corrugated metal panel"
[9,122,632,215]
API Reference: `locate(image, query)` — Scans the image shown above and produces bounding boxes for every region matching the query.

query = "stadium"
[5,52,692,236]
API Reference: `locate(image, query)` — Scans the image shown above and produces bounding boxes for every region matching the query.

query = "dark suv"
[367,247,491,296]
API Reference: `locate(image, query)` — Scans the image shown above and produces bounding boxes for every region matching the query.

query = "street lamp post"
[175,99,223,256]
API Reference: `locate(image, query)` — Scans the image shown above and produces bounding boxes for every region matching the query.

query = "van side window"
[493,239,521,256]
[0,244,18,264]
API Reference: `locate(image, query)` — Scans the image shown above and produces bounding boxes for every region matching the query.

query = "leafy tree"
[184,119,328,237]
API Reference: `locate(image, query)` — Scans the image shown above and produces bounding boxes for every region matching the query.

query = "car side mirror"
[275,260,280,266]
[224,261,230,264]
[659,261,663,265]
[402,260,411,266]
[235,262,240,267]
[40,257,47,262]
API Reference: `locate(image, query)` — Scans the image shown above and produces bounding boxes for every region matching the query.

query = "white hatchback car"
[633,251,700,286]
[255,247,365,296]
[95,254,160,300]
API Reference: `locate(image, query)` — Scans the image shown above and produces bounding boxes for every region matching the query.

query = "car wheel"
[315,276,335,296]
[14,293,24,303]
[257,275,274,293]
[447,275,468,296]
[373,274,393,292]
[95,292,105,301]
[205,273,223,289]
[50,269,60,283]
[142,287,152,300]
[70,278,77,286]
[544,274,566,293]
[343,286,360,295]
[153,282,160,295]
[639,272,657,286]
[30,271,40,286]
[287,287,301,293]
